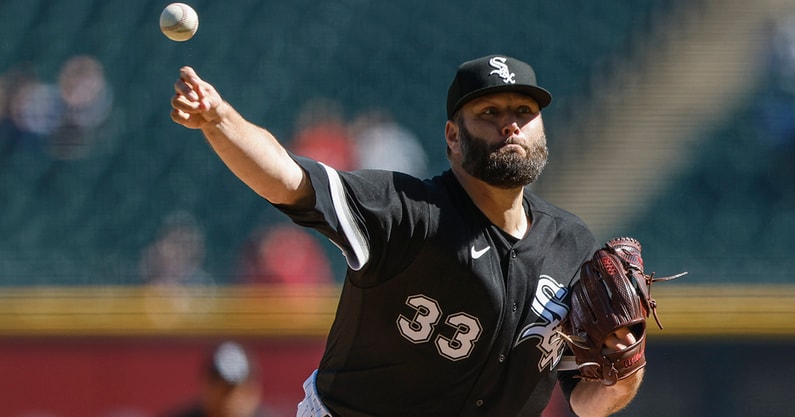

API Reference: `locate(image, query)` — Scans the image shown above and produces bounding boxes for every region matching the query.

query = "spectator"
[50,54,114,159]
[289,97,357,171]
[162,341,274,417]
[234,223,334,285]
[0,55,114,159]
[350,109,429,177]
[139,211,212,286]
[6,68,61,140]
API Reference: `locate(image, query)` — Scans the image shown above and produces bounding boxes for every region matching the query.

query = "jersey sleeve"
[273,155,431,286]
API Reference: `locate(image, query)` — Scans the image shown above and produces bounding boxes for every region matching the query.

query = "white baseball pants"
[297,370,333,417]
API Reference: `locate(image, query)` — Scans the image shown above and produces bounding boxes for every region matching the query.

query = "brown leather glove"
[560,237,686,385]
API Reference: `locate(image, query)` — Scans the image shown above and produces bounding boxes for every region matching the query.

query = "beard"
[459,122,548,189]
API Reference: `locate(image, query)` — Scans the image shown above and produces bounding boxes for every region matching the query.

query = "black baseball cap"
[446,55,552,119]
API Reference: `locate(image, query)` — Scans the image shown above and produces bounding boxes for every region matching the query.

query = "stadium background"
[1,0,795,416]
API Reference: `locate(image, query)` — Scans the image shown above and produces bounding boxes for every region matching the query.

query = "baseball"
[159,3,199,42]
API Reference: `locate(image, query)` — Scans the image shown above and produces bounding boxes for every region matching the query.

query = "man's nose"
[501,121,521,137]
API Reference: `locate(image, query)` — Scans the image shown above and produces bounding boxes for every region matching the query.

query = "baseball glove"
[559,237,686,386]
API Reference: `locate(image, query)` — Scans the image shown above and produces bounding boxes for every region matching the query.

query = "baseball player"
[170,55,643,417]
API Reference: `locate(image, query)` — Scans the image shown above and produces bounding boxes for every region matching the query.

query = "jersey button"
[498,353,506,363]
[511,302,518,312]
[475,400,484,407]
[510,249,517,258]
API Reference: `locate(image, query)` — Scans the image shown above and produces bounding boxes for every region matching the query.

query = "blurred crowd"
[138,95,429,287]
[0,52,430,288]
[756,13,795,154]
[0,54,113,160]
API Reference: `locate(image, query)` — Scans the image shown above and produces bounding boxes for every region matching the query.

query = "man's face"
[454,92,548,189]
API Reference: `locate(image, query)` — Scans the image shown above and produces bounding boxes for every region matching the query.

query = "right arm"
[170,66,313,208]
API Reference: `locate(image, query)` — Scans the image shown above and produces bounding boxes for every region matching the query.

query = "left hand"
[602,327,637,354]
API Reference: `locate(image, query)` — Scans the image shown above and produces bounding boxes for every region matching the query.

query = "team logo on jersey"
[514,275,569,372]
[489,57,516,84]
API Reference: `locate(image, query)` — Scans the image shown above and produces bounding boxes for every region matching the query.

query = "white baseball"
[159,3,199,42]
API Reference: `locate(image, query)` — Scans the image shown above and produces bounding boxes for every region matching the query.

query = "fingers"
[174,67,202,103]
[614,327,634,344]
[171,93,202,113]
[174,79,199,102]
[602,327,637,354]
[170,108,191,123]
[178,66,201,90]
[179,66,214,111]
[170,94,203,130]
[173,66,215,109]
[170,66,222,129]
[170,93,211,129]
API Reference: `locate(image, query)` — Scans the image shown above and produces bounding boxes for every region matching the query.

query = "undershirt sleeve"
[557,369,580,408]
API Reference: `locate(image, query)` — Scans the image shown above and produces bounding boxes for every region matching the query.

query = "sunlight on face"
[456,93,548,188]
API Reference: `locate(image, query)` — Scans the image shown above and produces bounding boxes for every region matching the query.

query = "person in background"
[235,223,334,285]
[163,341,272,417]
[139,210,212,286]
[349,109,429,178]
[289,97,357,171]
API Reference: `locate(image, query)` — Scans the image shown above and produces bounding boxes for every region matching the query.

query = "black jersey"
[277,156,598,417]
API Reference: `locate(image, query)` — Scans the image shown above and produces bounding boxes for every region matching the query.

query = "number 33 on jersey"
[397,275,568,368]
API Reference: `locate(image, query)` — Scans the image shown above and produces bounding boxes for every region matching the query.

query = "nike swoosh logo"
[471,245,491,259]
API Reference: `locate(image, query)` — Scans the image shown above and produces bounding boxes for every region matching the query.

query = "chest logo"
[515,275,569,372]
[470,245,491,259]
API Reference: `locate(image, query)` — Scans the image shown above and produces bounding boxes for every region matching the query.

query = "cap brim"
[451,84,552,118]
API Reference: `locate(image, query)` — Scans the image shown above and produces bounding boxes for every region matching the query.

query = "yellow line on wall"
[0,284,340,337]
[0,284,792,338]
[647,284,795,338]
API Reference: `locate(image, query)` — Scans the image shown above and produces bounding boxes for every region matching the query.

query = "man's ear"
[445,120,460,155]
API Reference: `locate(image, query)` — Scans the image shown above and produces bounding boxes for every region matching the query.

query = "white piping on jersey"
[321,163,370,271]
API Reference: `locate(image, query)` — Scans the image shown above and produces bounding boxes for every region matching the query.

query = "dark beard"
[459,122,548,189]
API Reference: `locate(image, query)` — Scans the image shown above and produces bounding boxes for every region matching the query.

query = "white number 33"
[397,294,483,361]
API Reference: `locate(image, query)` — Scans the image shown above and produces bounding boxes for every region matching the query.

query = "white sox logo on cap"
[488,57,516,84]
[446,54,552,118]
